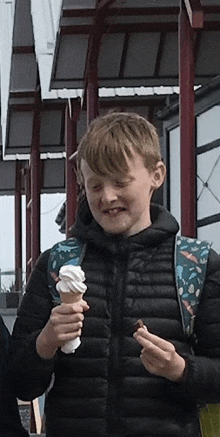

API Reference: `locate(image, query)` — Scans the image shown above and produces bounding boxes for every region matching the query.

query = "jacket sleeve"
[176,248,220,403]
[10,249,56,401]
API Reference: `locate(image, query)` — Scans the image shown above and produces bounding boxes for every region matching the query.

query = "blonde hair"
[77,111,162,187]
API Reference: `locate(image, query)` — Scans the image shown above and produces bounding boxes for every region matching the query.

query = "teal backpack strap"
[175,235,212,338]
[48,237,86,305]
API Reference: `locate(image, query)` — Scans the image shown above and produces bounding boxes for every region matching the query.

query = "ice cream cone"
[60,290,83,304]
[59,290,84,354]
[55,265,87,354]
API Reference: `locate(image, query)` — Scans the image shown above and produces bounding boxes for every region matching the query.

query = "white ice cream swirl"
[56,265,87,294]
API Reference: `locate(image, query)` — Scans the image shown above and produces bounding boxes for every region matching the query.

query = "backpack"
[48,234,211,327]
[48,235,219,437]
[175,235,211,339]
[48,237,86,305]
[175,236,220,437]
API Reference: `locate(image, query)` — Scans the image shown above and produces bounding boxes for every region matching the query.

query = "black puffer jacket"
[11,202,220,437]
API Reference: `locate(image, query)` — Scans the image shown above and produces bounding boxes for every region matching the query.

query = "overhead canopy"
[0,158,65,195]
[49,0,220,90]
[6,97,67,155]
[1,0,220,220]
[2,0,220,158]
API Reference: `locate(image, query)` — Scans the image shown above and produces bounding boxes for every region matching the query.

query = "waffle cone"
[60,291,83,304]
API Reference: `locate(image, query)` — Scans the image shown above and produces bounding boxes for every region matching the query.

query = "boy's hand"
[36,300,89,359]
[133,326,186,382]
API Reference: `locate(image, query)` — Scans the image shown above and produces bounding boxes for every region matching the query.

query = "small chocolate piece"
[134,319,144,331]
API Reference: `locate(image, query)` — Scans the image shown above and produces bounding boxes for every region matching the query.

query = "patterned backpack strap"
[48,237,86,305]
[175,235,212,337]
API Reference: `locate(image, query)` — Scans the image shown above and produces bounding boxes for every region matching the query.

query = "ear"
[151,161,166,190]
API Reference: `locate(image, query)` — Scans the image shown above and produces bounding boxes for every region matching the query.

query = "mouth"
[103,207,126,216]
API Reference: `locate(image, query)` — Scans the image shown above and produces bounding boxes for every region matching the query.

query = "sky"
[0,192,66,289]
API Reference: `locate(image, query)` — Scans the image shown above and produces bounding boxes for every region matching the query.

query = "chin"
[97,216,130,235]
[102,225,129,235]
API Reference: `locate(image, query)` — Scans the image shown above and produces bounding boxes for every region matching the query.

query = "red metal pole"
[65,99,81,238]
[14,160,22,291]
[87,74,99,124]
[183,0,203,28]
[31,146,41,268]
[30,91,41,268]
[179,3,196,237]
[25,166,31,280]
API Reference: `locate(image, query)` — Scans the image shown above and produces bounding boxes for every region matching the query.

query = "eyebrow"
[86,173,135,185]
[86,176,102,185]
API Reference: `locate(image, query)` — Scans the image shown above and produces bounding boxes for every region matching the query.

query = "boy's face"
[81,152,165,236]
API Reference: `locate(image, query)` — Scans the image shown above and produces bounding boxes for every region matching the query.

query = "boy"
[11,112,220,436]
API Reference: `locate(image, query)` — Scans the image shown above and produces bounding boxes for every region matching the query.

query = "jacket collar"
[71,198,179,254]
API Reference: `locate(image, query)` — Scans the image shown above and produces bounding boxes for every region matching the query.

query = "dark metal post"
[179,2,196,237]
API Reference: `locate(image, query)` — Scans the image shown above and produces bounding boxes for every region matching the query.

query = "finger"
[136,338,170,364]
[140,347,185,381]
[53,301,89,315]
[140,339,171,363]
[140,353,157,374]
[50,308,85,326]
[58,329,82,343]
[58,320,83,335]
[52,313,85,326]
[80,299,90,311]
[134,328,174,353]
[140,355,166,378]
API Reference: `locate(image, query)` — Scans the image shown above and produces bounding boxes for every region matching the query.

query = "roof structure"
[1,0,220,154]
[1,0,220,150]
[49,0,220,90]
[0,157,65,195]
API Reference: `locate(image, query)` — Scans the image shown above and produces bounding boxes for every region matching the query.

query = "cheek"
[86,193,99,213]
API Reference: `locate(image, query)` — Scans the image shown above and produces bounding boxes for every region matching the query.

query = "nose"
[101,184,118,203]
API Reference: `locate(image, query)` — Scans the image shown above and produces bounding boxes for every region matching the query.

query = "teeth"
[105,208,123,214]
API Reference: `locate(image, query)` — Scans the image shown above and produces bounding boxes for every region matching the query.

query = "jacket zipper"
[106,244,129,435]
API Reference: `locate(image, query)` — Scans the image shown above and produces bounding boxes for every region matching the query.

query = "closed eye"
[115,180,130,187]
[91,184,102,191]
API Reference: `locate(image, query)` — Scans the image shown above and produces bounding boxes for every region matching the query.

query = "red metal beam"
[61,22,178,35]
[108,7,179,16]
[13,46,35,54]
[15,161,22,291]
[65,4,220,18]
[63,8,95,18]
[179,5,196,237]
[97,0,117,10]
[99,96,167,109]
[60,19,220,35]
[65,98,81,238]
[184,0,204,28]
[63,6,179,17]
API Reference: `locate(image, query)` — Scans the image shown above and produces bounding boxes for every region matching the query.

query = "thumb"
[80,299,90,311]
